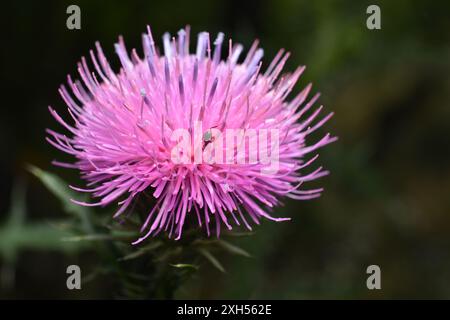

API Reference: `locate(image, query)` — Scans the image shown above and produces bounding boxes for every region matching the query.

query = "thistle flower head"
[47,26,336,243]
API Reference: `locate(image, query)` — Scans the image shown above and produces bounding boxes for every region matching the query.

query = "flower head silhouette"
[47,26,336,243]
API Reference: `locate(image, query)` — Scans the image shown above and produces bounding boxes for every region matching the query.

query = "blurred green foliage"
[1,167,252,298]
[1,0,449,299]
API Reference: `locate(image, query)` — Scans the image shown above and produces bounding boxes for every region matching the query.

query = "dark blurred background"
[1,0,450,299]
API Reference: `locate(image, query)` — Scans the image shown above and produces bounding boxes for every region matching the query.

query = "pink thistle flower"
[47,26,336,243]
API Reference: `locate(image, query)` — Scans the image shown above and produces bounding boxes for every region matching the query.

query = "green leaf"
[63,231,137,242]
[222,231,255,237]
[198,248,225,273]
[0,223,86,258]
[0,180,87,263]
[118,241,163,261]
[216,240,251,258]
[28,165,93,233]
